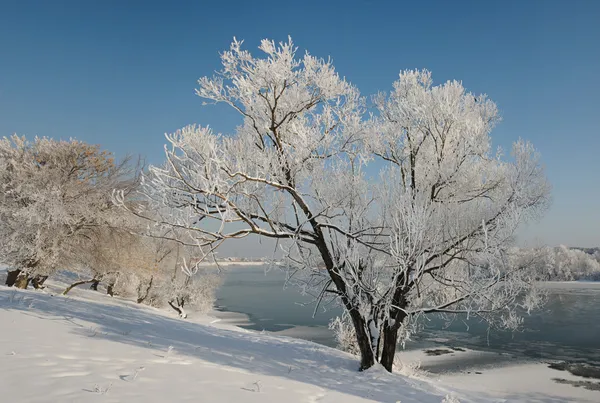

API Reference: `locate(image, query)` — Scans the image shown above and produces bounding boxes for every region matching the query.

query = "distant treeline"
[515,245,600,281]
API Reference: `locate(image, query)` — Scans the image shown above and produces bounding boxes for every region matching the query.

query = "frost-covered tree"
[105,236,221,317]
[151,254,222,319]
[120,38,550,372]
[533,245,600,281]
[59,225,153,296]
[362,70,550,370]
[0,135,133,288]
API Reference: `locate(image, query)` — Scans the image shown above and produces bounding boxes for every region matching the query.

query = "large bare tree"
[117,38,550,372]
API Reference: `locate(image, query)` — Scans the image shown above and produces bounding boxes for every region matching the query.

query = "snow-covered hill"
[0,282,466,403]
[1,278,598,402]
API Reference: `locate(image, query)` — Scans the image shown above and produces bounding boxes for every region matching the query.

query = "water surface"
[215,266,600,366]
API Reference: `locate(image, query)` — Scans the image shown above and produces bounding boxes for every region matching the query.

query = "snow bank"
[0,284,462,403]
[2,279,597,402]
[398,347,600,402]
[443,361,600,403]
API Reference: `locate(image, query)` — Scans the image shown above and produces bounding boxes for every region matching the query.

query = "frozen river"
[215,265,600,367]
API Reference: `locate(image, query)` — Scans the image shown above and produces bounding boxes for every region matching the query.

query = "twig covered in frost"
[92,383,113,395]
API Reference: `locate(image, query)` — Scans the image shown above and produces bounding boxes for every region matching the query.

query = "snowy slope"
[2,276,600,403]
[0,284,466,403]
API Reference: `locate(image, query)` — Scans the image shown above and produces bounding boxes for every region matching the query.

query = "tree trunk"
[90,279,100,291]
[380,325,399,372]
[380,305,408,373]
[107,282,115,296]
[6,269,33,288]
[62,279,97,295]
[348,308,376,371]
[14,272,31,289]
[31,275,48,289]
[5,269,21,287]
[136,276,153,304]
[167,299,187,319]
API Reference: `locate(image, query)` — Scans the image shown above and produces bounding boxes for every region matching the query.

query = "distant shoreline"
[204,264,600,286]
[538,280,600,289]
[197,260,276,268]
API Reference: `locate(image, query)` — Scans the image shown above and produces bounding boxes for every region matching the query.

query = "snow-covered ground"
[214,310,600,403]
[0,279,465,403]
[1,275,598,402]
[400,348,600,402]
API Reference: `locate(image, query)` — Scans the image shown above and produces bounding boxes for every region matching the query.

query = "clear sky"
[1,0,599,253]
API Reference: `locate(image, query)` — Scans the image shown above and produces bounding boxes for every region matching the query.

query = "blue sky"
[1,0,599,251]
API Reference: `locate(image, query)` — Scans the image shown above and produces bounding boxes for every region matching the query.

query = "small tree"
[60,225,147,296]
[104,233,222,317]
[121,38,550,372]
[153,262,222,319]
[0,135,132,288]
